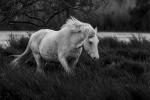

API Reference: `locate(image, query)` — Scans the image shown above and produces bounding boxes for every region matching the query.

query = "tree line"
[0,0,150,32]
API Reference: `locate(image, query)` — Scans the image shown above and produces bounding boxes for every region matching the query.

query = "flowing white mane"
[61,17,84,29]
[61,16,96,37]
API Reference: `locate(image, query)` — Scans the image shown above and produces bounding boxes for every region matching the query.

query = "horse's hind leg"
[33,53,44,74]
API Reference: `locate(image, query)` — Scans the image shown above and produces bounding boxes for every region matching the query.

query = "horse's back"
[30,29,52,41]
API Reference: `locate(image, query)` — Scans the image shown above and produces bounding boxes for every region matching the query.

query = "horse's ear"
[95,27,98,34]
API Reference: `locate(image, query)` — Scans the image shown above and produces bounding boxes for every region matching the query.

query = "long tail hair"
[11,43,32,68]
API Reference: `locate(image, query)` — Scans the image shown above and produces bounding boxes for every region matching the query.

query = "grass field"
[0,36,150,100]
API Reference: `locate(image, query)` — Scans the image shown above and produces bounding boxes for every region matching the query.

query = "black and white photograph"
[0,0,150,100]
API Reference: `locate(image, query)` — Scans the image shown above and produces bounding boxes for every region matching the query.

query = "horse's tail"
[11,43,31,68]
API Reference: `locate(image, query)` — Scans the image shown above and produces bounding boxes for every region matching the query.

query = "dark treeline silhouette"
[0,0,150,32]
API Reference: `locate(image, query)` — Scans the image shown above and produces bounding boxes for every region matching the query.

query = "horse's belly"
[39,42,58,62]
[40,48,58,62]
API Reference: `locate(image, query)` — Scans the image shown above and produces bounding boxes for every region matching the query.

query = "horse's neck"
[58,27,86,49]
[72,34,86,48]
[67,28,86,48]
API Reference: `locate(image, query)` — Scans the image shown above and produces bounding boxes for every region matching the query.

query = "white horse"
[11,17,99,74]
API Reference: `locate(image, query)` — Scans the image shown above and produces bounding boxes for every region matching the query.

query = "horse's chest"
[65,48,82,63]
[68,48,82,58]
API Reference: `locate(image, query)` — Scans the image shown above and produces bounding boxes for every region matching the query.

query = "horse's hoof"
[36,70,45,76]
[65,69,74,75]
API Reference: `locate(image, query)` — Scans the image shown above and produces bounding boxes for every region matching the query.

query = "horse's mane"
[61,16,96,37]
[61,16,84,29]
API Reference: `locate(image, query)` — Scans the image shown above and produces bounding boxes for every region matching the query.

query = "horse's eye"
[89,41,92,44]
[78,30,81,33]
[88,35,94,38]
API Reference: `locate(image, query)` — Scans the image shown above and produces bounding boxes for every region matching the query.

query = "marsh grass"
[0,36,150,100]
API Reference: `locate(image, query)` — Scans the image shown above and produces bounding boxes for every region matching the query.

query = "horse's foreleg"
[33,53,44,74]
[58,56,72,74]
[70,57,79,70]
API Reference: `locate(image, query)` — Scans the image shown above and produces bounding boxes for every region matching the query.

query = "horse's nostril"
[93,56,99,61]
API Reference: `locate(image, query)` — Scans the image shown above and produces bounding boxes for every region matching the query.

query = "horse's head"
[83,27,99,61]
[61,17,99,60]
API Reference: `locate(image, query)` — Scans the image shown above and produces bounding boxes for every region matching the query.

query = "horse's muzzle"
[93,56,99,61]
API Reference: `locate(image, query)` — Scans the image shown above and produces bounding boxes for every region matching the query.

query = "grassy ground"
[0,36,150,100]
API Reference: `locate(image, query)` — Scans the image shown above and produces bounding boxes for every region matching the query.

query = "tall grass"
[0,36,150,100]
